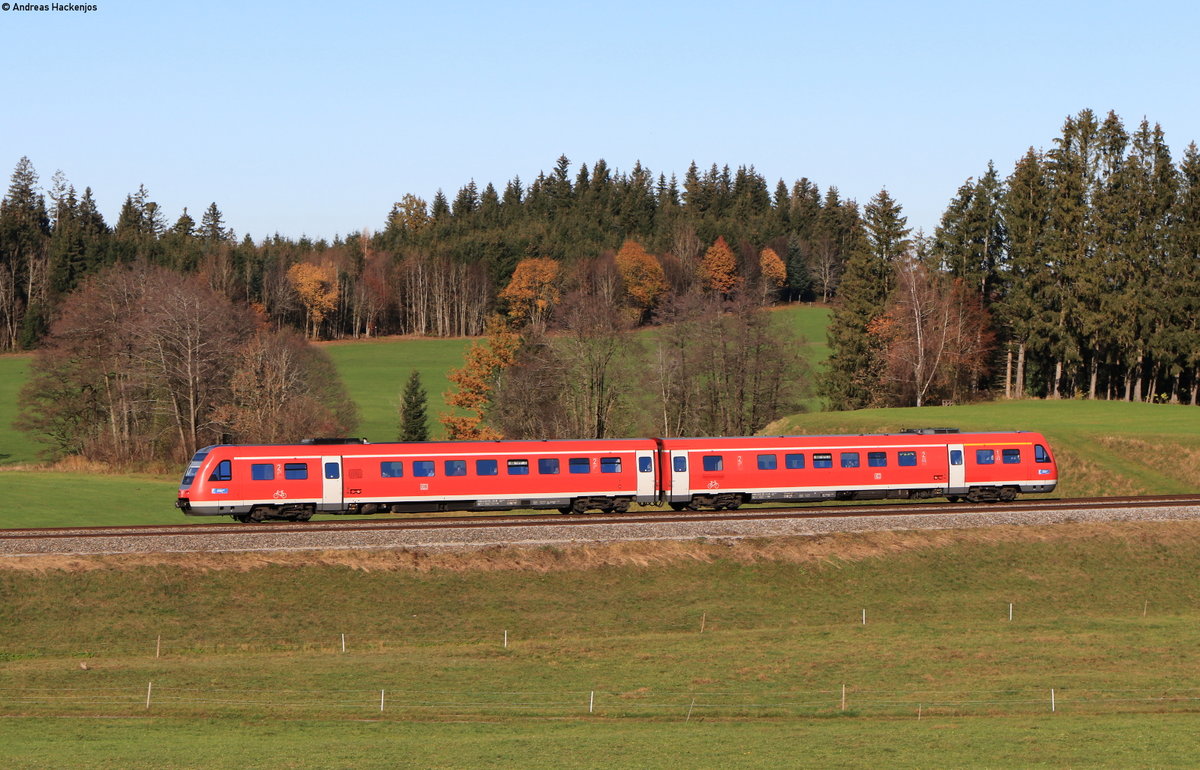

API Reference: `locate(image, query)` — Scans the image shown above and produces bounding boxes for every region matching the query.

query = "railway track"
[3,495,1200,558]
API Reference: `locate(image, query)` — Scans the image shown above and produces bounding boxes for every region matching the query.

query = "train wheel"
[669,502,688,511]
[233,513,251,523]
[946,495,961,503]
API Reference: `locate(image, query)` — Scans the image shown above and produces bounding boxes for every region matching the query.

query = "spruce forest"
[2,108,1199,466]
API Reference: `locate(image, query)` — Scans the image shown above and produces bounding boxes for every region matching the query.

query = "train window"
[538,458,560,475]
[898,451,918,467]
[976,449,996,465]
[284,463,308,480]
[785,453,805,469]
[841,452,860,468]
[949,450,963,466]
[413,461,435,477]
[569,458,591,474]
[444,460,467,476]
[475,459,498,476]
[1003,449,1022,464]
[638,456,653,473]
[600,457,622,474]
[757,454,777,470]
[1035,444,1052,463]
[209,459,232,482]
[868,452,887,468]
[672,456,687,473]
[324,462,340,480]
[380,461,404,478]
[702,455,724,472]
[251,463,274,481]
[813,453,833,469]
[507,459,530,475]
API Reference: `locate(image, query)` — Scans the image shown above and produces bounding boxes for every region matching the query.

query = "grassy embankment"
[2,522,1200,766]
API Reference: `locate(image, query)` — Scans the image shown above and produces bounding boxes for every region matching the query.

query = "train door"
[669,450,690,503]
[635,450,656,503]
[322,456,343,511]
[947,444,966,493]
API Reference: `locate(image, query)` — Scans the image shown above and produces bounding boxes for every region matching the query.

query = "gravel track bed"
[4,503,1200,558]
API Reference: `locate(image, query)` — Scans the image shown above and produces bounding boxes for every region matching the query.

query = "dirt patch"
[4,520,1200,575]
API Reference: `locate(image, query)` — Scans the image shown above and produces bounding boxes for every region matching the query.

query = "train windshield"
[180,446,216,489]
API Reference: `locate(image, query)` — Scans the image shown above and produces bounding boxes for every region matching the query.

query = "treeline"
[0,156,862,350]
[824,109,1200,408]
[5,105,1199,438]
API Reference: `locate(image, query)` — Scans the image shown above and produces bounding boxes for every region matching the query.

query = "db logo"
[273,489,288,499]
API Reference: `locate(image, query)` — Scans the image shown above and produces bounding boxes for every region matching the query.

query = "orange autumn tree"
[759,247,787,292]
[614,239,667,319]
[440,317,520,440]
[700,236,739,296]
[498,257,560,326]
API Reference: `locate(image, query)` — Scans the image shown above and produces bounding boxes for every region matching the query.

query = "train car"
[177,430,1058,521]
[177,438,659,521]
[657,429,1057,509]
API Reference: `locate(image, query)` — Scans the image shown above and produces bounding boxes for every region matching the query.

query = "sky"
[2,0,1199,243]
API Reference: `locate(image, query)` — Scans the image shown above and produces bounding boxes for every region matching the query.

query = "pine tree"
[0,157,51,349]
[1172,143,1200,404]
[997,148,1051,398]
[820,189,908,410]
[398,369,429,441]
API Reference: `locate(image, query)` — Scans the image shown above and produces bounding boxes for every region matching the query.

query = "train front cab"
[176,446,344,521]
[947,435,1058,502]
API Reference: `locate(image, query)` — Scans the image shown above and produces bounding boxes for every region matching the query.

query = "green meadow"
[3,522,1200,766]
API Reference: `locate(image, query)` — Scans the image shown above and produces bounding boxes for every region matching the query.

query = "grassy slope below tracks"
[2,521,1200,767]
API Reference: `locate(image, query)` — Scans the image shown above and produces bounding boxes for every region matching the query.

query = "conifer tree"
[820,189,908,410]
[0,157,51,349]
[997,148,1051,398]
[398,369,429,441]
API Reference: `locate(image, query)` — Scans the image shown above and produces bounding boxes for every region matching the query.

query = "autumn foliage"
[498,258,560,325]
[287,261,339,338]
[758,247,787,292]
[868,259,995,407]
[700,235,739,295]
[614,239,667,313]
[440,317,521,440]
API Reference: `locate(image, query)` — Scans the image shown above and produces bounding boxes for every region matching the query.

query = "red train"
[176,429,1059,522]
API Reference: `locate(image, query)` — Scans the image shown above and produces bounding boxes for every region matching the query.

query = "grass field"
[3,521,1200,766]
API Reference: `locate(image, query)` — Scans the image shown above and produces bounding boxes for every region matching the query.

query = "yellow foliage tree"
[615,239,667,316]
[498,258,560,325]
[287,262,339,338]
[700,236,739,296]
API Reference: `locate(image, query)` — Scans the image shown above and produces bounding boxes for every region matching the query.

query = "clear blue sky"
[2,0,1198,242]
